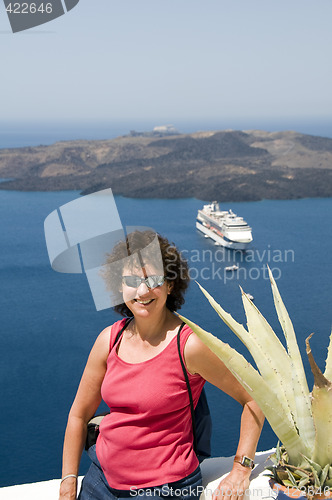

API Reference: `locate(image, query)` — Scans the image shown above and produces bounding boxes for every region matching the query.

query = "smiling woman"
[101,230,190,317]
[59,230,264,500]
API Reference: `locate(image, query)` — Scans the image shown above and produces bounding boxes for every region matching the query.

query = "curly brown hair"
[101,230,190,317]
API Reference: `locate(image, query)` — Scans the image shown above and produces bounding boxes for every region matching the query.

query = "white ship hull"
[196,221,251,250]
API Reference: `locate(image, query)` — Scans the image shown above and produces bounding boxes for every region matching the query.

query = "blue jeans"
[78,446,203,500]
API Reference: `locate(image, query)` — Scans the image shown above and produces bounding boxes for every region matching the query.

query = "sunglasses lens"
[122,275,165,289]
[146,276,164,288]
[122,276,140,288]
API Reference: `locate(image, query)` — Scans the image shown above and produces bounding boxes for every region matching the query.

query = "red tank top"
[96,318,205,489]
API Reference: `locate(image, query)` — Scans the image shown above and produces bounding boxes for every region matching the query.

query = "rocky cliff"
[1,129,331,201]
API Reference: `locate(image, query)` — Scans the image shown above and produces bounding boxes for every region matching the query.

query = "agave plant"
[178,268,332,495]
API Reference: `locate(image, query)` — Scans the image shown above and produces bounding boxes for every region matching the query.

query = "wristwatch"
[234,455,255,469]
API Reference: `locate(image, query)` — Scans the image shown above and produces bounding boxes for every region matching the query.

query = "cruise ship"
[196,201,253,250]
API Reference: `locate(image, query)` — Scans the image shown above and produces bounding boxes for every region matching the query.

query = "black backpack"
[86,319,212,462]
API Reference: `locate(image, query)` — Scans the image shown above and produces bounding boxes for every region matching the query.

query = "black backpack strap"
[85,316,133,452]
[111,317,133,351]
[177,322,198,455]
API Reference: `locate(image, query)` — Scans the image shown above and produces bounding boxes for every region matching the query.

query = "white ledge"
[0,450,274,500]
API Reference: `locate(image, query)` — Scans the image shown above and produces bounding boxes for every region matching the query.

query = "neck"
[133,308,170,341]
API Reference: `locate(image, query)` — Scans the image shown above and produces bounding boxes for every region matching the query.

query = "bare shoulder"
[96,324,113,345]
[183,330,219,374]
[184,328,253,405]
[87,324,113,366]
[184,330,208,353]
[69,324,114,421]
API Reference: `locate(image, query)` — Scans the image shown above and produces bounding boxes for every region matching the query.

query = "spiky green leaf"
[241,290,298,427]
[329,466,332,480]
[178,312,308,465]
[320,464,330,486]
[286,469,298,487]
[302,454,323,475]
[268,267,315,451]
[198,282,300,432]
[298,476,310,488]
[282,480,295,487]
[276,441,281,463]
[306,335,332,467]
[324,330,332,382]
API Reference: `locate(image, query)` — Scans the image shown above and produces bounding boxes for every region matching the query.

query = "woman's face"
[121,263,171,319]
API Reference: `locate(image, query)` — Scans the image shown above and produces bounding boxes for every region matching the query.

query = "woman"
[59,231,264,500]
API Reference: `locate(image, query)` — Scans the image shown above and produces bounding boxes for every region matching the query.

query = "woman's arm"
[59,326,111,500]
[184,333,265,500]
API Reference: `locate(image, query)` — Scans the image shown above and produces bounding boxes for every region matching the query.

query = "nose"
[136,281,149,296]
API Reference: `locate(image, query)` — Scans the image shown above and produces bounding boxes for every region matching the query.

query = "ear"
[167,281,173,294]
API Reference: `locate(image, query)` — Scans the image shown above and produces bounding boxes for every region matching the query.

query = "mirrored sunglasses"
[122,275,165,289]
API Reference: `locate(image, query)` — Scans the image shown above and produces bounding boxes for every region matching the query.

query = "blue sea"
[0,190,331,487]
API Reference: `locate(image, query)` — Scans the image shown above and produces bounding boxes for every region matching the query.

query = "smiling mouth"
[134,299,154,305]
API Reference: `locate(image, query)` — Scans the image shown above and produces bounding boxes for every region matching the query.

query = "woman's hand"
[212,464,251,500]
[59,476,77,500]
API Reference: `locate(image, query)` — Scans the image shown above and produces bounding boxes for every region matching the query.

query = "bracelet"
[60,474,78,484]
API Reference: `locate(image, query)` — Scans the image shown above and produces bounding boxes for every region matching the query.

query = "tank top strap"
[178,322,193,353]
[109,318,129,352]
[177,322,202,379]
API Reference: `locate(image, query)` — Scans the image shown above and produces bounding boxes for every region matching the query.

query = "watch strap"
[234,455,255,469]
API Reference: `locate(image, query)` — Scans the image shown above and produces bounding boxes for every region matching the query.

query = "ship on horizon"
[196,201,253,250]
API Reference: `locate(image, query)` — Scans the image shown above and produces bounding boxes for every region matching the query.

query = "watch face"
[242,456,253,467]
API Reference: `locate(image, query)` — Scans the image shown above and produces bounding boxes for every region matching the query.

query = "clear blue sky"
[1,0,332,133]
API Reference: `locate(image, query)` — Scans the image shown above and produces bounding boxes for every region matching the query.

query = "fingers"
[212,481,246,500]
